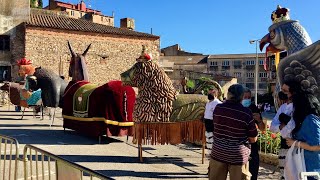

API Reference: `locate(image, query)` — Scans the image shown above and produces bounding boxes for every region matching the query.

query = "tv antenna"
[78,0,92,8]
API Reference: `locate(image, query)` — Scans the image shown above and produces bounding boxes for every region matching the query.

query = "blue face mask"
[242,99,251,107]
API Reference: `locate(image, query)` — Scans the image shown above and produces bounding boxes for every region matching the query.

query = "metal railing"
[257,131,281,155]
[23,144,113,180]
[0,134,20,180]
[300,172,320,180]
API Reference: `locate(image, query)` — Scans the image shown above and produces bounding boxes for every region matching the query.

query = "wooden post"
[202,122,205,164]
[138,144,143,162]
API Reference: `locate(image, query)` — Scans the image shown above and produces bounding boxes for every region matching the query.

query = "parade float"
[258,5,320,165]
[260,5,320,107]
[0,58,42,119]
[121,46,210,162]
[62,42,136,142]
[16,57,68,122]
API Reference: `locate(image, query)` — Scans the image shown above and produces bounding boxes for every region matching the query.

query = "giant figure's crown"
[271,5,290,24]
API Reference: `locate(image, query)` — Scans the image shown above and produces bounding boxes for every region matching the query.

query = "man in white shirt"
[204,87,222,155]
[270,90,294,180]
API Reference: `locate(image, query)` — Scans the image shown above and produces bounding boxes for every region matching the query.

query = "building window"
[234,72,241,77]
[245,83,254,89]
[233,60,242,69]
[0,35,10,51]
[0,66,10,82]
[70,11,74,16]
[101,16,104,21]
[210,61,218,66]
[259,72,268,78]
[80,12,83,18]
[246,60,255,65]
[246,72,255,78]
[84,14,90,20]
[272,59,275,65]
[233,60,241,66]
[222,60,230,66]
[259,59,264,65]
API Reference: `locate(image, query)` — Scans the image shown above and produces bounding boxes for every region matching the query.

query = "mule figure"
[26,67,67,108]
[63,42,136,142]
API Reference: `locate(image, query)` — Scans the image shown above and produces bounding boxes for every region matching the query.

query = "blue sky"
[44,0,320,55]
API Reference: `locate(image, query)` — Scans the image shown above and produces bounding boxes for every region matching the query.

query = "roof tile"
[26,12,159,39]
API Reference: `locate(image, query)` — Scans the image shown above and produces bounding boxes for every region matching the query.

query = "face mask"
[242,99,251,107]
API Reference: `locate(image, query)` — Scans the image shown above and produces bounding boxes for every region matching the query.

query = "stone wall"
[22,27,159,84]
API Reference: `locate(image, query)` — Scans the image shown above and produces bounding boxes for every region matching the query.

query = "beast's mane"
[133,61,177,122]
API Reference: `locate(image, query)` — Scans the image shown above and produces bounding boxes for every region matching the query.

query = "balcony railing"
[233,65,242,69]
[222,66,230,70]
[246,78,254,82]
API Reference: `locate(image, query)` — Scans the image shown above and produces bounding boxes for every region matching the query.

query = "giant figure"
[17,58,67,108]
[121,45,210,146]
[260,5,320,107]
[63,42,136,141]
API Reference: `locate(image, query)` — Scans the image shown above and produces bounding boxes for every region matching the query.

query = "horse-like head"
[68,41,91,82]
[120,45,154,87]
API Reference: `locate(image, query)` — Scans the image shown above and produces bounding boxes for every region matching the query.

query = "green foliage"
[186,80,195,89]
[30,0,43,8]
[257,126,281,154]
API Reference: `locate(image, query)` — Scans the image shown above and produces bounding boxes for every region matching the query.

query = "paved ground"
[0,104,280,180]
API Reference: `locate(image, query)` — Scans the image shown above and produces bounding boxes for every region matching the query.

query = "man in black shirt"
[242,88,266,180]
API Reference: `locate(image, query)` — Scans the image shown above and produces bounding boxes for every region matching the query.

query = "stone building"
[3,9,159,84]
[0,0,29,82]
[45,0,115,27]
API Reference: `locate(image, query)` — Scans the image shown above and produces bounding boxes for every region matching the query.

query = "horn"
[68,41,76,57]
[82,44,92,56]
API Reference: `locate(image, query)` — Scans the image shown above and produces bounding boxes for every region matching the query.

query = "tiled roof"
[26,12,159,39]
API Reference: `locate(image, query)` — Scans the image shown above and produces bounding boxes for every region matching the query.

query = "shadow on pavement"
[0,129,123,145]
[96,170,206,179]
[59,155,197,167]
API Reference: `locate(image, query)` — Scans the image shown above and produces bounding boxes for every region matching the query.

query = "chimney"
[80,0,86,11]
[49,0,56,9]
[120,18,135,30]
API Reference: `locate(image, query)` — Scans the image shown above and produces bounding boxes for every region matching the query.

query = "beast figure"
[121,46,208,123]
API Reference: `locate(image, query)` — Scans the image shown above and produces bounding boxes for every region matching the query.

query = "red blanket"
[62,80,136,137]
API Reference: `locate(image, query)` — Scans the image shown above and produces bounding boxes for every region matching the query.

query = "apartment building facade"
[208,53,275,94]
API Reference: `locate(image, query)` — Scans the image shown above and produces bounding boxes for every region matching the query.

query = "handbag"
[284,141,307,180]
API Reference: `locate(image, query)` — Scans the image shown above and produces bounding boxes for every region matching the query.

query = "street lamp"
[249,39,260,106]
